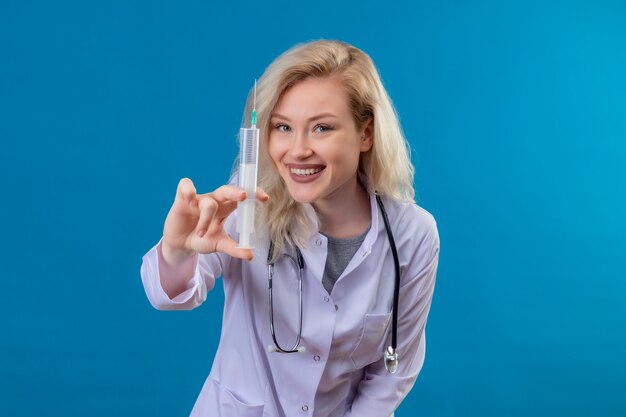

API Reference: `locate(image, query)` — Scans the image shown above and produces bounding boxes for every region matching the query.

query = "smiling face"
[268,77,373,208]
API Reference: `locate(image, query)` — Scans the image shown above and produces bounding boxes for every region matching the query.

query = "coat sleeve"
[345,219,440,417]
[140,237,227,310]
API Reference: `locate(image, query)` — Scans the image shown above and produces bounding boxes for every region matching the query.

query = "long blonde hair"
[239,40,414,259]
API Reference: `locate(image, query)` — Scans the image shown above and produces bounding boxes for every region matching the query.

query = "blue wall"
[1,1,625,416]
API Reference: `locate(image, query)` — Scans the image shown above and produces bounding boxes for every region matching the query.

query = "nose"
[289,131,313,159]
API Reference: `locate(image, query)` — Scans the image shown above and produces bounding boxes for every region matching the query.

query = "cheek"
[267,137,285,169]
[327,142,361,167]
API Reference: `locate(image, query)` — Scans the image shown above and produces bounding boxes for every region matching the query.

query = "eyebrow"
[270,112,339,122]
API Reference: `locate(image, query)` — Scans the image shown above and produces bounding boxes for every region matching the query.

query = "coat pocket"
[191,377,265,417]
[349,312,392,369]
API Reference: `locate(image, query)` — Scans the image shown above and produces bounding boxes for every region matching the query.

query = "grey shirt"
[321,225,371,295]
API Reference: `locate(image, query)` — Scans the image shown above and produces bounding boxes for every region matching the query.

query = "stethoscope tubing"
[267,243,305,353]
[375,194,400,351]
[266,194,400,371]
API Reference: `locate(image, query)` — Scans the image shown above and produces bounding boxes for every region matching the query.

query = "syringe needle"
[252,79,257,128]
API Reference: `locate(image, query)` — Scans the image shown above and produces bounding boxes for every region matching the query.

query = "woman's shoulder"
[379,195,439,268]
[380,195,437,236]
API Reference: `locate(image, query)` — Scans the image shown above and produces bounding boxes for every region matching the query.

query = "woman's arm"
[159,241,198,298]
[140,238,223,310]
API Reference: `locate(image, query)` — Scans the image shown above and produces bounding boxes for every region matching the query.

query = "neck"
[313,178,372,238]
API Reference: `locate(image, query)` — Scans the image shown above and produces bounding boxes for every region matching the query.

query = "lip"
[286,164,326,184]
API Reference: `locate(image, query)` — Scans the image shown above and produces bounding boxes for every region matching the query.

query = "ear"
[359,119,374,152]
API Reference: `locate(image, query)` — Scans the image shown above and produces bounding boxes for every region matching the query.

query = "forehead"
[272,77,351,119]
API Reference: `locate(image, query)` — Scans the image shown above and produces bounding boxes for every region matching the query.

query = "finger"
[216,237,255,261]
[177,178,198,207]
[209,185,247,204]
[196,195,218,237]
[209,187,267,220]
[255,187,270,202]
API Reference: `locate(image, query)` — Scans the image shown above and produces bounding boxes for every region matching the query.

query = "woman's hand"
[162,178,269,264]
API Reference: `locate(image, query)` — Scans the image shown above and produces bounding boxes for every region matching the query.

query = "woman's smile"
[287,164,326,182]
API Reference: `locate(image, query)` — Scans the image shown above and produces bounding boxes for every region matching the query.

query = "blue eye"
[314,124,333,133]
[274,123,291,132]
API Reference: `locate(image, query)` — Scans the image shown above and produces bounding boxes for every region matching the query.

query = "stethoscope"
[266,195,401,374]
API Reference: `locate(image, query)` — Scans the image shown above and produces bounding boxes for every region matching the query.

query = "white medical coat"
[140,192,439,417]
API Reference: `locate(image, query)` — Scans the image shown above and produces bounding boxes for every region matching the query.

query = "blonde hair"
[239,40,414,259]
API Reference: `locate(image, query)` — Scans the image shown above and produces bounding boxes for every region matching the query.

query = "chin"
[282,183,318,204]
[288,191,319,204]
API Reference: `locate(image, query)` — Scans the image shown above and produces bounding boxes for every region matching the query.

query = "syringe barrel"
[238,127,259,192]
[237,127,259,248]
[237,199,255,248]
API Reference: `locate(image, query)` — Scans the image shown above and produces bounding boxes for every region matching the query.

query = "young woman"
[141,40,440,417]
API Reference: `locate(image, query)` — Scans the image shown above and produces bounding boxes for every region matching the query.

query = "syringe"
[237,80,260,248]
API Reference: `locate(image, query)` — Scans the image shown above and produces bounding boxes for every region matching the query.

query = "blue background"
[1,0,625,416]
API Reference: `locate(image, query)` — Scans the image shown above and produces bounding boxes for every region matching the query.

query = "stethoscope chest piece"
[384,345,398,374]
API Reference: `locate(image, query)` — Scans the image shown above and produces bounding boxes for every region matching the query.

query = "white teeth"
[291,167,322,176]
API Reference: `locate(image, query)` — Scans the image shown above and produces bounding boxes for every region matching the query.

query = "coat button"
[323,296,330,302]
[302,405,309,411]
[315,238,322,246]
[334,304,339,311]
[314,355,320,361]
